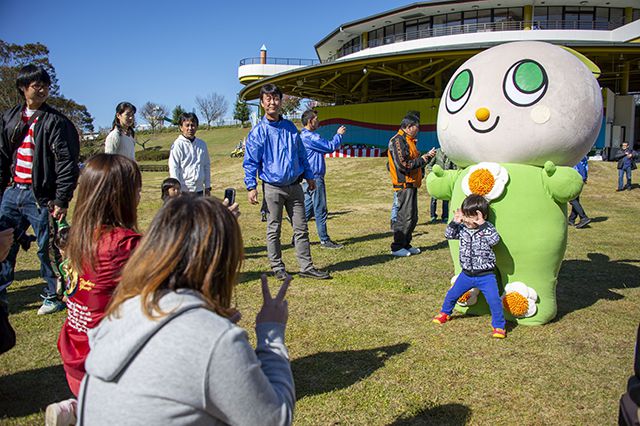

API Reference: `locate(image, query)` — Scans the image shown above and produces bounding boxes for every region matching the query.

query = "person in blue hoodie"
[244,84,330,280]
[568,155,591,229]
[300,109,346,249]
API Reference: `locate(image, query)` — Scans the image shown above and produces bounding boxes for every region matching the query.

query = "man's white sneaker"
[391,248,411,257]
[45,398,77,426]
[407,247,421,255]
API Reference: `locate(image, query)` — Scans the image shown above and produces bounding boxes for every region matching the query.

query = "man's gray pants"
[263,182,314,273]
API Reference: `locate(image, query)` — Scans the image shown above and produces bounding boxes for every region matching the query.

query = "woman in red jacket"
[46,153,141,425]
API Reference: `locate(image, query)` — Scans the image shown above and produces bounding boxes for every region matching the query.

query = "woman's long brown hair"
[106,195,244,319]
[66,154,141,275]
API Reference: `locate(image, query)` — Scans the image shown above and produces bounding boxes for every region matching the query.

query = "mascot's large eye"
[446,69,473,114]
[503,60,548,107]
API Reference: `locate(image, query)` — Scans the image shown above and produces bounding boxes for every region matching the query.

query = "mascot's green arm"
[542,161,584,203]
[426,165,459,200]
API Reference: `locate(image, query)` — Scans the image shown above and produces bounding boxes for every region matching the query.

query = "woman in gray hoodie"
[77,195,294,425]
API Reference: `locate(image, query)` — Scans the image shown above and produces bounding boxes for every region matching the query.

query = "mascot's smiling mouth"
[468,116,500,134]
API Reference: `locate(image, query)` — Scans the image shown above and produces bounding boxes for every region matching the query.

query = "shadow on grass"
[390,403,471,425]
[340,231,392,245]
[7,275,45,315]
[292,343,409,400]
[0,364,72,418]
[589,216,608,224]
[14,269,42,281]
[327,209,353,219]
[244,245,267,256]
[556,252,640,320]
[238,270,266,284]
[327,254,394,273]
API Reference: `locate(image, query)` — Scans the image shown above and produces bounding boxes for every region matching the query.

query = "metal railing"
[239,57,320,66]
[326,19,626,62]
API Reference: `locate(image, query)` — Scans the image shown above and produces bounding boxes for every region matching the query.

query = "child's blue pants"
[441,271,506,329]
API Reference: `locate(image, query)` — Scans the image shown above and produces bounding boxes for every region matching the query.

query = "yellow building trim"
[239,75,265,84]
[317,98,440,126]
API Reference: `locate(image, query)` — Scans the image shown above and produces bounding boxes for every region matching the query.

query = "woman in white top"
[105,102,137,160]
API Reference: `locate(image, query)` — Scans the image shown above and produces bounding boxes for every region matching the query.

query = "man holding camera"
[0,64,80,315]
[388,112,435,257]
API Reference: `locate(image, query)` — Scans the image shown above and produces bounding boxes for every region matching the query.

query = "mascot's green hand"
[542,161,583,203]
[426,166,457,200]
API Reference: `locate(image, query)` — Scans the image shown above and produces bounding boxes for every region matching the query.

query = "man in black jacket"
[0,64,79,315]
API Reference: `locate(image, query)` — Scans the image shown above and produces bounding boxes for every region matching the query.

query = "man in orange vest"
[388,113,435,257]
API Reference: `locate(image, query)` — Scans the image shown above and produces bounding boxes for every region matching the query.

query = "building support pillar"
[622,62,630,95]
[624,8,633,24]
[434,74,443,98]
[524,5,533,30]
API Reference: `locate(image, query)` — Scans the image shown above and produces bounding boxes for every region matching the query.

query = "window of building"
[477,9,491,25]
[634,9,640,22]
[405,19,418,39]
[417,17,431,36]
[610,8,624,25]
[368,28,383,48]
[433,14,446,35]
[463,10,478,26]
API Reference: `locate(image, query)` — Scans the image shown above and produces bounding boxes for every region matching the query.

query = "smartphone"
[224,188,236,205]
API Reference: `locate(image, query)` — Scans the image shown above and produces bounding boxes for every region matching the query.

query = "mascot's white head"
[437,41,602,168]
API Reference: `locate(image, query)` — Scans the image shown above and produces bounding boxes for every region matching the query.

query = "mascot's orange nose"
[476,107,490,122]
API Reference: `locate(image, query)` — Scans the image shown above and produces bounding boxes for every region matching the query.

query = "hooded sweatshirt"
[77,289,294,426]
[168,135,211,192]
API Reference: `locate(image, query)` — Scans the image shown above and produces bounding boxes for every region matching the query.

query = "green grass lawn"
[0,126,638,425]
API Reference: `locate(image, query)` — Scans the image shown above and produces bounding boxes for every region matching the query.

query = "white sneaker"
[45,398,77,426]
[37,298,66,315]
[391,248,411,257]
[407,247,421,255]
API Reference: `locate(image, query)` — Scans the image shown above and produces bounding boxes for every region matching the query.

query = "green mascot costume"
[427,41,602,325]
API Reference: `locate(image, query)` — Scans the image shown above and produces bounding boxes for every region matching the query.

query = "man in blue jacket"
[244,84,330,280]
[300,110,346,249]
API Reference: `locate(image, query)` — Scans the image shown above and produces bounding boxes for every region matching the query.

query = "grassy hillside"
[0,128,638,425]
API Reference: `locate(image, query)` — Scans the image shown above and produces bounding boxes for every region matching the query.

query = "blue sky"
[0,0,410,129]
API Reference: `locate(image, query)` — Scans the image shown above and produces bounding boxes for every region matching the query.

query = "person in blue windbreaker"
[299,109,346,250]
[243,84,330,281]
[568,155,591,229]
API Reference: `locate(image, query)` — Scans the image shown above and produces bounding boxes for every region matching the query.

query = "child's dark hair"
[461,194,490,219]
[55,227,70,251]
[161,177,181,201]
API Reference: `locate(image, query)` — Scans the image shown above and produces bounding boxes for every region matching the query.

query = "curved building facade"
[238,1,640,153]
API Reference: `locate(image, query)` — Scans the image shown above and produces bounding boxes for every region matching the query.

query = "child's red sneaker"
[492,327,506,339]
[432,312,450,325]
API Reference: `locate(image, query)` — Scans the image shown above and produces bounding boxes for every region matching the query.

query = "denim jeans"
[390,192,399,222]
[391,188,418,252]
[618,167,632,190]
[302,177,329,242]
[0,187,56,300]
[430,197,449,220]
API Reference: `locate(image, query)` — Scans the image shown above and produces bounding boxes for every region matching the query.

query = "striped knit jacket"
[445,221,500,274]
